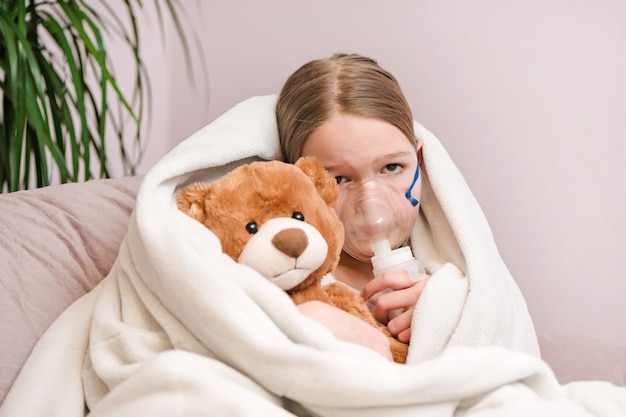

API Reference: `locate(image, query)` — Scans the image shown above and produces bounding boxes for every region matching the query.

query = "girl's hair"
[276,53,415,163]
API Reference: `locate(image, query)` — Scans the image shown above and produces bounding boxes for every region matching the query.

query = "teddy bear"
[175,156,408,363]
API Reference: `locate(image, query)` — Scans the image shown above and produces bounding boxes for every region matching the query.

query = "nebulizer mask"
[334,160,425,281]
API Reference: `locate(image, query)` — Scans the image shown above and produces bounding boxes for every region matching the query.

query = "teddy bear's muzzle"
[238,217,329,291]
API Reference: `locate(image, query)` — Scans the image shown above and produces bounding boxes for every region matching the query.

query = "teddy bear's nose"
[272,228,308,258]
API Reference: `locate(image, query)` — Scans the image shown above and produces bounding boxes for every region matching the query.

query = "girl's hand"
[297,300,393,360]
[361,272,431,343]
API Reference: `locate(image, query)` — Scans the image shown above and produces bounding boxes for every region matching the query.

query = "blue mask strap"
[405,145,420,207]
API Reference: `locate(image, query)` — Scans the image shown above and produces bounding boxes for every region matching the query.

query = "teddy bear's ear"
[175,182,211,222]
[294,156,338,207]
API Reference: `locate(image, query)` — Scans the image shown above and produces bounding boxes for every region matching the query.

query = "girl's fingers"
[396,327,412,344]
[386,308,413,338]
[361,271,413,299]
[372,278,428,322]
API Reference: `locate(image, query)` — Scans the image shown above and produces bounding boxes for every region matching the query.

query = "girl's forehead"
[304,114,411,151]
[302,114,414,171]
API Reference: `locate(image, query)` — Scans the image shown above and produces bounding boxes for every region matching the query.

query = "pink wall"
[112,1,626,348]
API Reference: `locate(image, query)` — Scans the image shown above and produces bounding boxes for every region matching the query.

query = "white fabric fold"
[3,94,625,417]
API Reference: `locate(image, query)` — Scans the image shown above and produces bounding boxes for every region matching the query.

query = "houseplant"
[0,0,199,192]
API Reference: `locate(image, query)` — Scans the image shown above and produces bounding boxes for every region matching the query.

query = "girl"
[276,53,431,359]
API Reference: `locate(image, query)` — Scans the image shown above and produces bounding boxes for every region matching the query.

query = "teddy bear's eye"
[292,212,305,221]
[245,221,258,234]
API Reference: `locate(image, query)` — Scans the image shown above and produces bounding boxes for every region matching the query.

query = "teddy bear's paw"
[390,338,409,364]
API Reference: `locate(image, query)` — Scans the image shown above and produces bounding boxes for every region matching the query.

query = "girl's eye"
[334,176,347,185]
[383,163,402,174]
[245,221,258,234]
[292,212,305,221]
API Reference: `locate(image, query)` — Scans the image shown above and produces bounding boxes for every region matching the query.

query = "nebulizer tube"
[364,203,425,282]
[342,182,425,281]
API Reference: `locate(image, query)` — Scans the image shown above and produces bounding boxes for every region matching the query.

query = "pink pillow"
[0,176,142,403]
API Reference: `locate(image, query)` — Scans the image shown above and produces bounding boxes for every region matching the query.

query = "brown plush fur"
[176,156,408,363]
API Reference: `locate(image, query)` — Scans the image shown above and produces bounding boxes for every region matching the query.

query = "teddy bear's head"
[176,157,344,293]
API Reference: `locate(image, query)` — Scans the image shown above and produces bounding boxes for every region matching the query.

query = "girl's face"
[301,112,422,260]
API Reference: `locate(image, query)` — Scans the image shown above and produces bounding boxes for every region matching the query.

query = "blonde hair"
[276,53,415,163]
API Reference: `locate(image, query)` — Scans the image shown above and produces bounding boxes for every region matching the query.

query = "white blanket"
[3,95,625,416]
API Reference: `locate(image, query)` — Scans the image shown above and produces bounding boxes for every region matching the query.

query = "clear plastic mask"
[335,165,420,261]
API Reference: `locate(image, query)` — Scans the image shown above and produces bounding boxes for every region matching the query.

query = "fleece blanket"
[3,95,626,416]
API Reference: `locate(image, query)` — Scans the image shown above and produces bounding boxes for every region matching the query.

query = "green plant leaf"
[1,0,206,192]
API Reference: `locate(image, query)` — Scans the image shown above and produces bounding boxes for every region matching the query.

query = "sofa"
[1,175,624,404]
